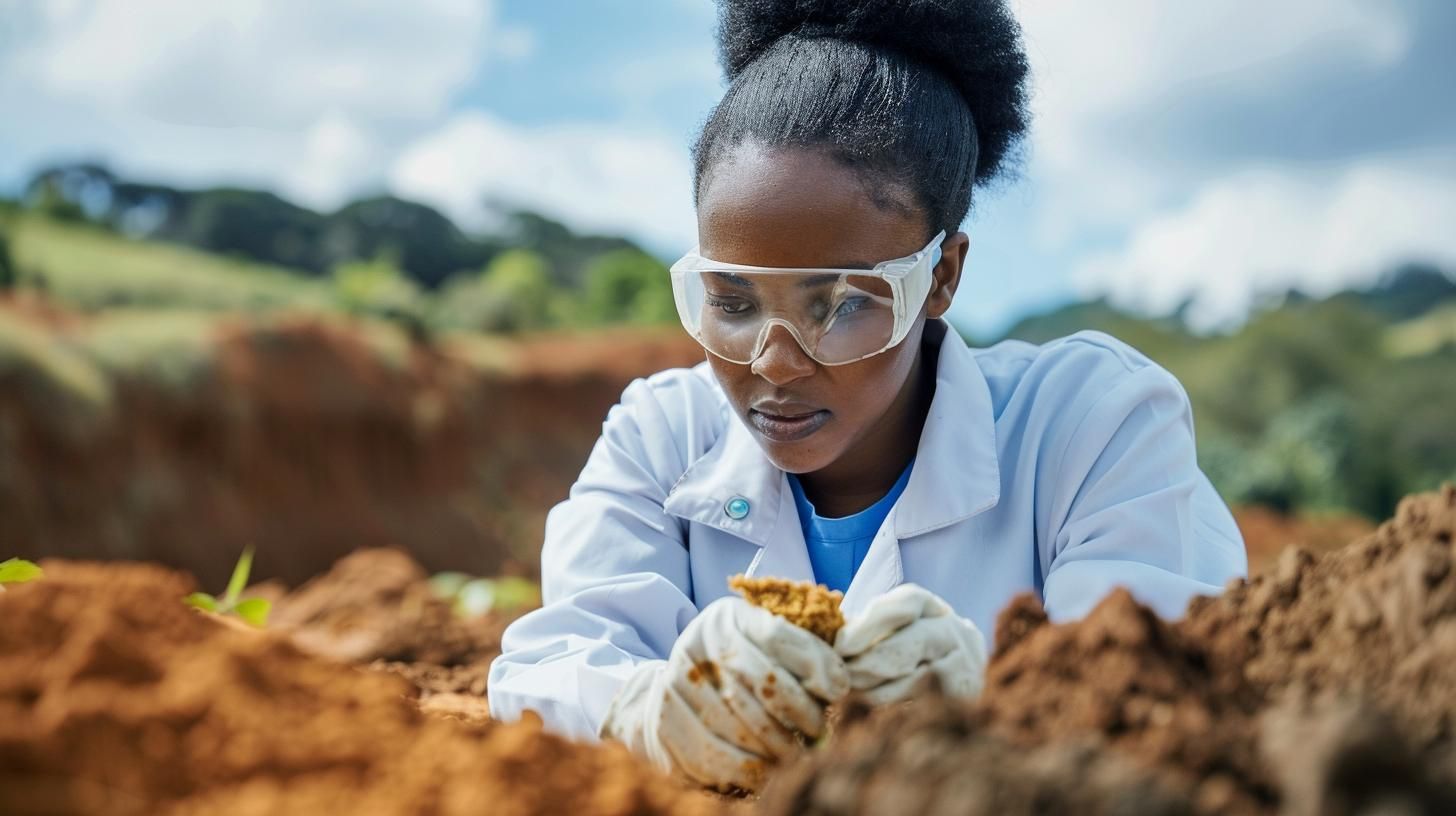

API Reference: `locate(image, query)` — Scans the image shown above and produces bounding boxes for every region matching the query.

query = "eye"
[705,294,753,315]
[833,296,871,318]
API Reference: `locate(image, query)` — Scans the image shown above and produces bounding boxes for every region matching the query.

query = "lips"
[748,403,831,442]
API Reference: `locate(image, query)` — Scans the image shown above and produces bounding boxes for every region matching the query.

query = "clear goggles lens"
[670,232,944,366]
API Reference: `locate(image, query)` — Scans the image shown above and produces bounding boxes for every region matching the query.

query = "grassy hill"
[7,214,335,314]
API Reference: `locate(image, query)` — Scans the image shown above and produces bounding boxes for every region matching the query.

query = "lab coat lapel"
[893,322,1002,538]
[843,322,1002,614]
[663,412,816,583]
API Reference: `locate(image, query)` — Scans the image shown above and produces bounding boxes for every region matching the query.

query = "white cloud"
[0,0,493,211]
[494,24,537,63]
[1012,0,1412,244]
[1073,149,1456,329]
[15,0,488,129]
[389,112,698,253]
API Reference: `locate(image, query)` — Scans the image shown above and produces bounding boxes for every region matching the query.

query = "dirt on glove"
[730,575,845,643]
[0,560,725,816]
[762,486,1456,815]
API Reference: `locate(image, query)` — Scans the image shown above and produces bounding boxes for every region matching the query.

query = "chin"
[758,439,840,475]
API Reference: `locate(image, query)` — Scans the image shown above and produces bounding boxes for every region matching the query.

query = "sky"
[2,0,1454,334]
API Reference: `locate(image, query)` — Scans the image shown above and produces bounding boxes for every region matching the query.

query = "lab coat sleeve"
[1038,337,1247,622]
[487,375,706,740]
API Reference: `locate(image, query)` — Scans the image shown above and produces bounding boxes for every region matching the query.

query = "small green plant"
[428,572,540,617]
[184,546,270,627]
[0,558,43,590]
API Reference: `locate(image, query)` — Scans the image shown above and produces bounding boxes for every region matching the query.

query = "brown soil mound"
[760,687,1198,816]
[765,487,1456,815]
[1186,484,1456,763]
[269,548,510,696]
[979,588,1271,812]
[0,560,724,816]
[730,575,844,643]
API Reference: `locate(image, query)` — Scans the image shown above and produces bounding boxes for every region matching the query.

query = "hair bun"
[715,0,1030,187]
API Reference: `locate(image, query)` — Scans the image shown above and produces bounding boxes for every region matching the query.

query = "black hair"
[693,0,1032,235]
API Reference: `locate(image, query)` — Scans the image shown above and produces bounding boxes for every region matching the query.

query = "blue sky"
[2,0,1454,334]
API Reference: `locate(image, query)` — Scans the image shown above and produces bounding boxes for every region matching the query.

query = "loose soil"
[730,575,845,643]
[0,559,723,816]
[763,486,1456,815]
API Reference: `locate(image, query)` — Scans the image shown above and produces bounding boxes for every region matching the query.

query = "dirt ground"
[0,556,724,816]
[5,488,1454,815]
[763,486,1456,815]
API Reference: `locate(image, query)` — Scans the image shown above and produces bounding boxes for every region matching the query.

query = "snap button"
[724,497,751,520]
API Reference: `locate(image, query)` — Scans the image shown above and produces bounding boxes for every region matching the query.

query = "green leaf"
[491,577,541,613]
[0,558,42,584]
[184,592,218,612]
[428,571,471,600]
[223,546,255,606]
[233,598,271,628]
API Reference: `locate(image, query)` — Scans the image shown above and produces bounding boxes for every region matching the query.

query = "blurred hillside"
[1,164,1453,566]
[990,265,1456,520]
[5,163,677,334]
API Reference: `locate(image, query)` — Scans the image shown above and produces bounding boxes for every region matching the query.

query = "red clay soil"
[1233,505,1375,575]
[0,303,701,588]
[0,560,724,816]
[763,487,1456,816]
[268,547,516,722]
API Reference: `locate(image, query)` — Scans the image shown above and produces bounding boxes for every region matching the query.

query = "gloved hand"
[834,583,987,705]
[599,596,848,792]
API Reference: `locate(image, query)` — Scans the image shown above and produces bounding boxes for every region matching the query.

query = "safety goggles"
[669,231,945,366]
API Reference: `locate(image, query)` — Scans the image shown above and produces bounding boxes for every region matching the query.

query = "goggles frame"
[669,231,946,366]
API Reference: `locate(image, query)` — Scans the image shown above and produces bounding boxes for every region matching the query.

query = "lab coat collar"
[663,319,1001,548]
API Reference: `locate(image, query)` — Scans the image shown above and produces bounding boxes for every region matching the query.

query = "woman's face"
[695,143,966,475]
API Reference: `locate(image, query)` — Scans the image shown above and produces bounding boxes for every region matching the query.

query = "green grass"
[1386,304,1456,358]
[7,214,335,313]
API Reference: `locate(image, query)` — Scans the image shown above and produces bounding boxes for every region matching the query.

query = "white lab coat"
[488,321,1247,739]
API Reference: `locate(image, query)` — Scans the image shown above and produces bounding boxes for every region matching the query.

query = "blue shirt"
[788,459,915,593]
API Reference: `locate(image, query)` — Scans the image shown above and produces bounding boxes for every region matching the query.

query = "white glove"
[599,596,848,792]
[834,583,987,705]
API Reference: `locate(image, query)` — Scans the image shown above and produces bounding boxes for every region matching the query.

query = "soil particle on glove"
[729,575,844,643]
[0,560,725,816]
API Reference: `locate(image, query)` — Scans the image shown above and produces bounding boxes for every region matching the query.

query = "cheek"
[706,356,751,403]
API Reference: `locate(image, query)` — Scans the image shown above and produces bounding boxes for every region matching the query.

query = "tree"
[0,230,14,290]
[432,249,557,334]
[576,249,676,326]
[332,254,423,326]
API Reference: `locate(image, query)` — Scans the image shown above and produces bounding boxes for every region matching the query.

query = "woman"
[488,0,1246,792]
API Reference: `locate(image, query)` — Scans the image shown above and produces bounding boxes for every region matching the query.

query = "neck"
[797,327,940,517]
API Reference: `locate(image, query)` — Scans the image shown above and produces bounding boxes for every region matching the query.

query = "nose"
[749,323,816,385]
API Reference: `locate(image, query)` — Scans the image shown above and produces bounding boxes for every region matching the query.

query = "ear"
[925,231,968,320]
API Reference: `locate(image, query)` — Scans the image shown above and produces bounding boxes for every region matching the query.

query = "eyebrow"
[709,271,853,289]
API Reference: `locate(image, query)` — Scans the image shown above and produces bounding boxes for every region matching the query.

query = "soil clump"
[267,548,512,712]
[730,575,844,643]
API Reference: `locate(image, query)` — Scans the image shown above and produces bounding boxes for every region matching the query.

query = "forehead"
[697,143,925,268]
